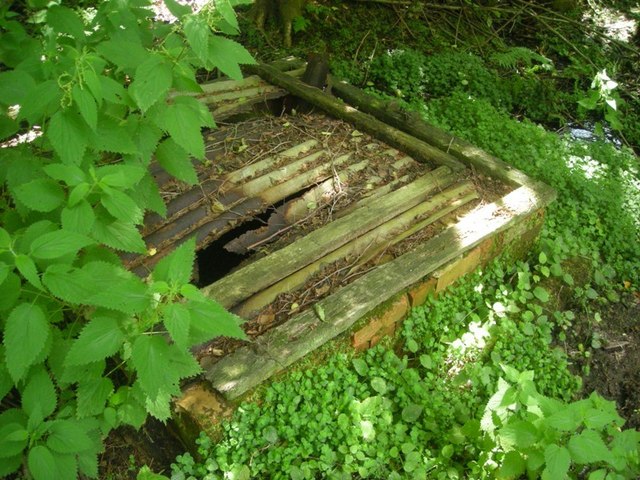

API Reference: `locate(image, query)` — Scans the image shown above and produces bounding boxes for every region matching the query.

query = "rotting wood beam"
[245,63,465,172]
[202,166,458,308]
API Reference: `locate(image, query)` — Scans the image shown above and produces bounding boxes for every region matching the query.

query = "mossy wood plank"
[202,166,458,308]
[246,63,465,172]
[331,79,556,201]
[206,184,554,399]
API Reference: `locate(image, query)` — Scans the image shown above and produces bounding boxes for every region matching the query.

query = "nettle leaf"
[542,444,570,480]
[99,75,128,104]
[14,178,65,212]
[72,84,97,131]
[100,189,143,224]
[47,109,88,165]
[164,0,193,19]
[47,420,92,454]
[97,164,146,189]
[129,54,173,112]
[153,237,196,285]
[568,429,611,464]
[155,137,198,184]
[77,377,114,417]
[46,5,85,41]
[19,80,62,124]
[44,262,150,314]
[129,119,163,164]
[157,95,213,159]
[28,445,57,480]
[0,70,36,105]
[162,303,191,349]
[0,273,21,312]
[0,421,28,460]
[83,68,103,107]
[184,15,210,64]
[43,163,86,186]
[499,420,539,451]
[93,116,138,155]
[15,254,43,290]
[188,298,245,343]
[131,173,167,217]
[68,182,91,207]
[215,0,240,34]
[22,366,56,418]
[498,451,526,480]
[91,213,147,253]
[30,229,94,260]
[96,38,149,72]
[65,315,125,366]
[0,347,12,401]
[61,201,95,235]
[4,303,50,382]
[131,335,174,399]
[51,453,78,480]
[207,36,255,80]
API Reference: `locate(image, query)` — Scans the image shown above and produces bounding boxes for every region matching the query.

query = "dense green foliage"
[0,1,254,478]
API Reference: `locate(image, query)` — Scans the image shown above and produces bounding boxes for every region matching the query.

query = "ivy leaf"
[15,254,43,290]
[207,36,255,80]
[91,215,147,253]
[184,15,210,64]
[14,178,65,212]
[4,303,50,382]
[44,262,150,314]
[129,54,173,112]
[76,377,114,417]
[567,429,611,464]
[61,201,95,235]
[28,445,57,480]
[100,189,143,224]
[47,109,88,165]
[30,229,94,260]
[47,420,92,454]
[156,96,213,159]
[92,116,138,155]
[162,303,191,349]
[542,444,570,480]
[46,5,85,41]
[22,367,56,418]
[72,84,97,131]
[155,138,198,184]
[65,315,124,366]
[153,237,196,285]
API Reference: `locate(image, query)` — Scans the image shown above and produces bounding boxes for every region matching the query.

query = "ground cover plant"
[0,1,255,478]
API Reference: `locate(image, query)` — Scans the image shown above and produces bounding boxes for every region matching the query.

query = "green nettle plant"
[0,0,254,478]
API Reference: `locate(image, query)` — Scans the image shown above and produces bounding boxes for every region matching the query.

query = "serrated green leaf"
[546,404,582,431]
[14,178,65,212]
[4,303,50,382]
[499,420,539,451]
[99,75,128,104]
[68,182,91,207]
[0,347,12,401]
[130,119,163,164]
[30,229,93,260]
[0,273,21,312]
[137,465,170,480]
[0,227,11,249]
[46,5,85,40]
[97,38,149,72]
[533,286,550,303]
[61,201,95,235]
[101,189,143,224]
[43,163,86,186]
[156,96,213,159]
[184,15,210,64]
[83,68,103,106]
[15,254,43,289]
[65,315,124,366]
[131,173,167,217]
[47,109,88,165]
[22,367,57,418]
[131,335,173,399]
[187,299,245,344]
[47,420,92,454]
[164,0,193,18]
[77,449,99,478]
[97,164,146,189]
[587,469,607,480]
[77,377,114,417]
[542,444,570,479]
[129,54,173,112]
[153,237,196,285]
[497,451,525,480]
[155,138,198,184]
[0,70,36,105]
[568,429,611,464]
[215,0,240,33]
[162,303,191,349]
[19,80,62,124]
[207,36,255,80]
[28,445,57,480]
[0,422,28,458]
[91,215,147,253]
[401,404,423,423]
[93,116,138,154]
[51,453,78,480]
[0,454,22,477]
[72,84,97,131]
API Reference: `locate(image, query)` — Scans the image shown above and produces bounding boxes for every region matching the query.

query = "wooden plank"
[245,63,465,172]
[234,181,478,317]
[330,78,556,201]
[205,184,555,399]
[201,166,458,308]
